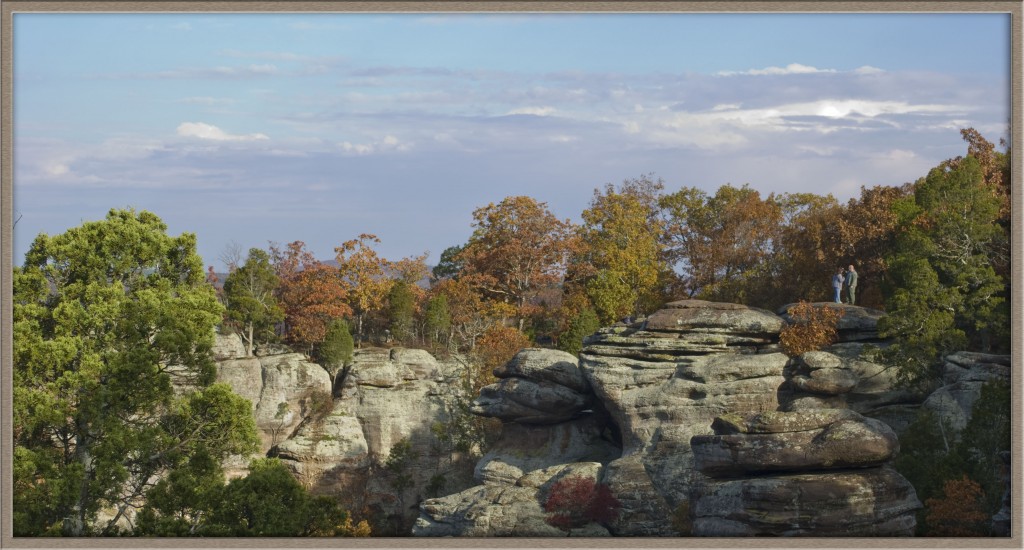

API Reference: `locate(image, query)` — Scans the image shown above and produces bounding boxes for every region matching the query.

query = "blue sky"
[13,13,1011,270]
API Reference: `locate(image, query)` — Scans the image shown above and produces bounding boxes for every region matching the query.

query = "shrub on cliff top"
[779,301,843,357]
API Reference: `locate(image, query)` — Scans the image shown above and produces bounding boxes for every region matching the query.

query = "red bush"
[543,476,622,530]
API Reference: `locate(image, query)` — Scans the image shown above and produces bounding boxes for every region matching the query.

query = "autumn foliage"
[458,196,578,329]
[271,241,352,351]
[924,475,989,536]
[779,301,843,357]
[543,476,622,530]
[472,325,531,392]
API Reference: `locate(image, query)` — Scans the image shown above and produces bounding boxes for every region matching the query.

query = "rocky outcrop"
[271,347,477,531]
[691,410,920,536]
[775,303,932,433]
[215,352,332,454]
[209,336,479,532]
[208,298,1005,539]
[692,466,920,536]
[923,352,1010,433]
[417,300,936,538]
[475,416,619,485]
[471,349,594,424]
[414,349,620,536]
[415,462,610,537]
[579,301,789,535]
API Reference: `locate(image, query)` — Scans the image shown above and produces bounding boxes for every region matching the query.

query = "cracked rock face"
[692,466,921,536]
[691,410,919,536]
[576,300,791,536]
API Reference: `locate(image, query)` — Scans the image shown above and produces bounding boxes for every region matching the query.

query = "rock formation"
[415,299,941,538]
[578,300,790,535]
[206,299,1004,538]
[414,349,619,536]
[210,334,478,532]
[690,410,920,536]
[923,351,1010,432]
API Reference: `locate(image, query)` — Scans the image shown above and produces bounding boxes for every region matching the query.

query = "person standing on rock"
[845,264,858,305]
[832,268,844,303]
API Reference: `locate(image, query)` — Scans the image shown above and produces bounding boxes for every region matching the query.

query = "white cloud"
[507,106,556,116]
[883,149,917,161]
[854,65,886,75]
[177,122,269,141]
[606,97,966,150]
[339,135,411,156]
[718,63,837,76]
[45,163,69,176]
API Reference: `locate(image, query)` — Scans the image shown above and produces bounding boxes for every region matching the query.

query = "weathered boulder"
[213,349,332,454]
[494,348,590,393]
[273,406,371,492]
[692,411,899,477]
[692,409,919,536]
[472,349,594,424]
[413,462,612,537]
[692,467,920,536]
[649,300,784,336]
[211,330,247,360]
[822,342,933,433]
[784,351,859,398]
[923,352,1010,433]
[415,349,620,536]
[253,353,333,450]
[473,378,591,424]
[274,347,478,533]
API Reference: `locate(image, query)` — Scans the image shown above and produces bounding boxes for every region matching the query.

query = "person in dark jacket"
[844,264,858,305]
[832,268,844,303]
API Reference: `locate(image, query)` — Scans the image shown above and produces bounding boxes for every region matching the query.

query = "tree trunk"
[357,314,364,347]
[246,323,254,356]
[66,428,93,536]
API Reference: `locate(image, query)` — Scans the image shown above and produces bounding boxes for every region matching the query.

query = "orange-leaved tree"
[270,241,352,353]
[458,196,577,332]
[924,475,989,536]
[472,324,530,394]
[659,184,782,304]
[336,234,392,346]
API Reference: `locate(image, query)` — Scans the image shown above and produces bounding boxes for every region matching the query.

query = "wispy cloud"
[339,135,411,156]
[177,122,269,142]
[217,49,310,62]
[854,65,886,75]
[97,64,279,80]
[506,106,556,117]
[718,63,838,76]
